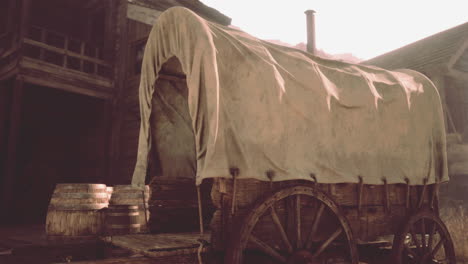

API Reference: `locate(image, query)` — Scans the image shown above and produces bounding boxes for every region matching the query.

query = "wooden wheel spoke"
[249,234,287,263]
[410,226,421,250]
[305,203,325,249]
[428,222,436,251]
[421,218,426,251]
[295,194,302,249]
[433,258,450,264]
[404,245,420,260]
[430,237,446,258]
[226,187,358,264]
[392,210,455,264]
[312,227,342,258]
[423,255,449,264]
[270,207,293,253]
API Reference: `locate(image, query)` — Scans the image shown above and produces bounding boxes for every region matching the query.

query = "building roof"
[128,0,231,26]
[363,22,468,71]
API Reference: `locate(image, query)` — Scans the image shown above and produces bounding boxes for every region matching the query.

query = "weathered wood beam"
[0,0,31,217]
[20,74,112,99]
[6,0,16,31]
[23,38,111,66]
[107,0,128,184]
[71,256,157,264]
[20,57,113,88]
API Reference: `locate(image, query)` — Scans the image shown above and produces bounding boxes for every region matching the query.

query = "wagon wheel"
[392,209,456,264]
[225,186,358,264]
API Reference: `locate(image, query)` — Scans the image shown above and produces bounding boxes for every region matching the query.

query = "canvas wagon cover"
[131,7,448,186]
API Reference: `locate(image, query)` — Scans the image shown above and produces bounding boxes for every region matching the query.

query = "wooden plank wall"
[452,49,468,138]
[445,75,468,137]
[117,19,152,183]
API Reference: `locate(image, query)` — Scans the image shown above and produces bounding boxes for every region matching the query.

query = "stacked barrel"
[46,184,108,241]
[46,184,151,240]
[107,185,150,234]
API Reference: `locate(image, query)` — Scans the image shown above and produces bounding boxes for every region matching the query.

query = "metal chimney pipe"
[304,10,316,55]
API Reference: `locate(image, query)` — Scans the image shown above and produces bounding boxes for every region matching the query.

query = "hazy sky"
[202,0,467,60]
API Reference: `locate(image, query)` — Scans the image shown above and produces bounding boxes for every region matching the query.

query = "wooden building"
[0,0,230,225]
[364,22,468,140]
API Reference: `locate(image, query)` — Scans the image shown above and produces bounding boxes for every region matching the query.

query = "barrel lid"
[113,185,149,192]
[48,203,108,210]
[51,192,109,199]
[108,205,139,210]
[55,183,107,189]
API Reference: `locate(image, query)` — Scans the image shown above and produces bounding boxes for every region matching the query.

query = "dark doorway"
[9,84,109,224]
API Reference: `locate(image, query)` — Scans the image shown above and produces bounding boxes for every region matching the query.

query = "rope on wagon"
[197,238,209,264]
[267,170,275,191]
[230,167,240,216]
[196,185,205,264]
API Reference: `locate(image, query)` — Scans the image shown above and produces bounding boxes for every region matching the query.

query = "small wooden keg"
[106,205,140,235]
[46,183,109,240]
[109,185,150,233]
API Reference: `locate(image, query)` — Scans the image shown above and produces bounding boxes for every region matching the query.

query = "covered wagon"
[131,7,455,264]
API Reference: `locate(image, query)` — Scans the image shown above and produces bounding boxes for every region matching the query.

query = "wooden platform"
[0,226,212,264]
[103,232,210,258]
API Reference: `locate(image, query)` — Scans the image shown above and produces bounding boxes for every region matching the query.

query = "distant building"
[364,23,468,203]
[364,22,468,140]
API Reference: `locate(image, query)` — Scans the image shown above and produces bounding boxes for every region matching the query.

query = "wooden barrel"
[109,185,150,233]
[106,186,114,200]
[106,205,140,235]
[46,183,108,240]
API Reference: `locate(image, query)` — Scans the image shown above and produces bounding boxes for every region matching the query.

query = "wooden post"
[6,0,14,31]
[79,41,85,71]
[1,0,30,217]
[196,186,204,235]
[1,77,24,215]
[20,0,31,42]
[405,178,411,210]
[94,47,99,74]
[418,178,428,209]
[63,36,68,68]
[6,0,16,47]
[39,28,46,60]
[267,170,275,191]
[106,0,128,184]
[102,100,113,180]
[383,178,390,213]
[430,183,439,209]
[230,168,239,215]
[357,176,364,214]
